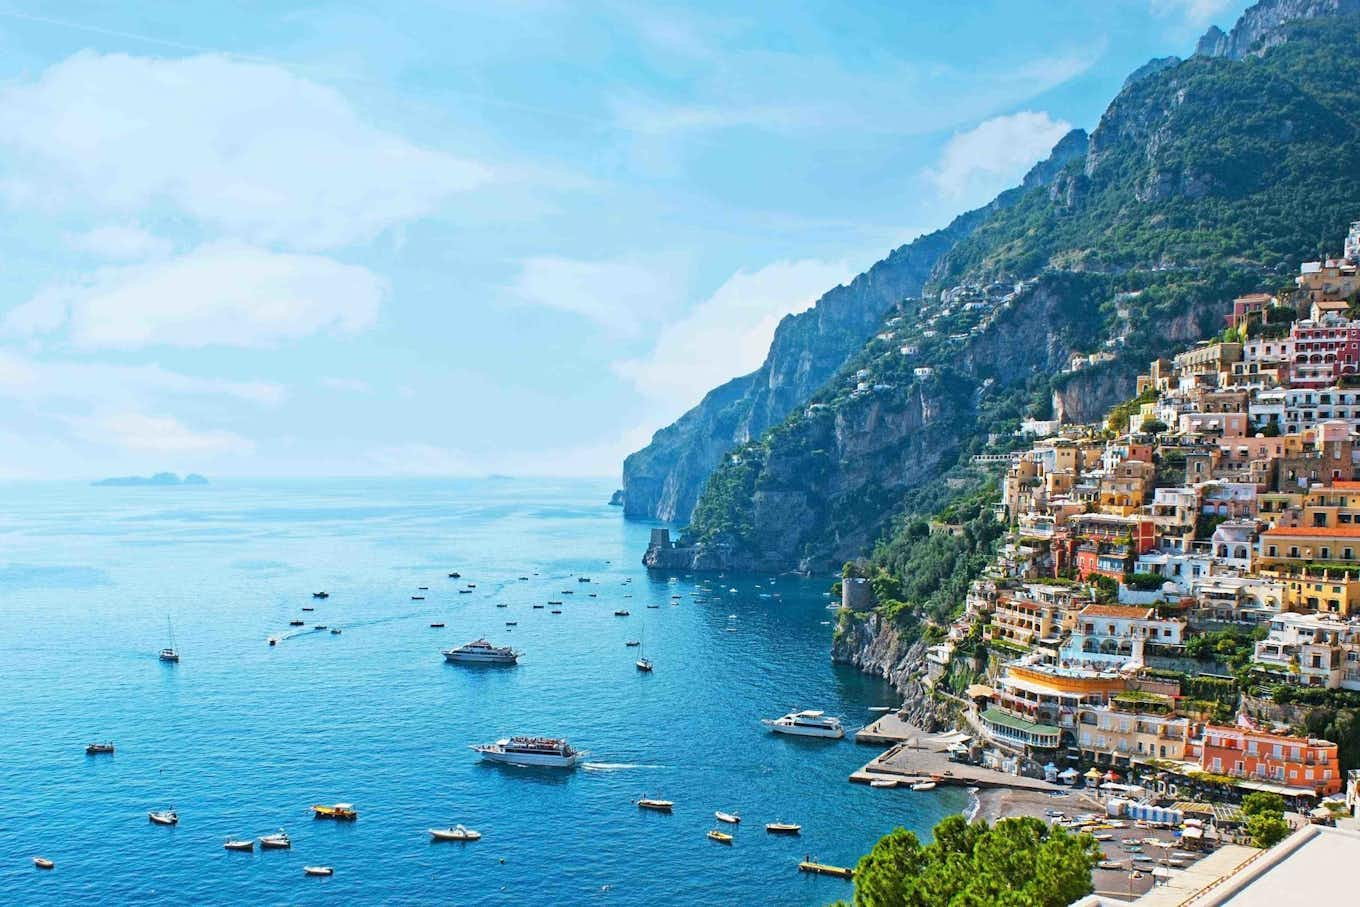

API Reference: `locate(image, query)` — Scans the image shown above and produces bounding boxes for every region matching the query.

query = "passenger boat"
[765,822,801,835]
[636,798,673,812]
[911,781,937,791]
[707,829,733,844]
[32,857,54,870]
[761,710,845,739]
[148,809,178,826]
[259,830,291,849]
[715,811,740,824]
[429,825,481,842]
[443,639,519,665]
[85,742,115,755]
[312,592,329,599]
[311,803,357,821]
[471,736,583,768]
[303,866,334,876]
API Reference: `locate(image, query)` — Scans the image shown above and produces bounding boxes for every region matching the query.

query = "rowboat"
[33,857,54,870]
[312,803,357,821]
[148,809,178,826]
[224,839,254,852]
[259,830,291,849]
[303,866,334,876]
[707,829,733,844]
[766,822,801,835]
[429,825,481,842]
[636,798,673,812]
[715,811,740,824]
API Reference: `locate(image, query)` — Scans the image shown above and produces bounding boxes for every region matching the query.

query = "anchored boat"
[85,742,115,755]
[429,825,481,842]
[303,866,334,876]
[148,809,178,826]
[636,797,673,812]
[311,803,357,821]
[259,830,291,850]
[765,822,801,835]
[224,838,254,852]
[707,829,733,844]
[715,811,740,824]
[761,710,844,739]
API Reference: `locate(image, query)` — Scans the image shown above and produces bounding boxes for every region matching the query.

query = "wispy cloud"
[507,254,684,338]
[66,410,255,456]
[65,224,172,261]
[925,110,1073,203]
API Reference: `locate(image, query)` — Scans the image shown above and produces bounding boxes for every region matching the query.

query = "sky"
[0,0,1254,479]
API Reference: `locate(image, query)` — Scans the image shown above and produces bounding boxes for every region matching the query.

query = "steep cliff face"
[620,132,1089,524]
[1195,0,1360,58]
[831,612,956,730]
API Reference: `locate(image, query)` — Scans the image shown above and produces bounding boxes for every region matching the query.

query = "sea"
[0,477,966,905]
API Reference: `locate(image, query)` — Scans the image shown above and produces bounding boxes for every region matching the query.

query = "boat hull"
[473,748,580,768]
[763,722,843,739]
[444,652,518,665]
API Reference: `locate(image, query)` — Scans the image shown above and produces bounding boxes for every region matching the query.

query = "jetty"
[850,718,1060,794]
[799,860,853,880]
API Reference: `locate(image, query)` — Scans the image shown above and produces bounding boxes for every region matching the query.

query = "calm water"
[0,478,964,905]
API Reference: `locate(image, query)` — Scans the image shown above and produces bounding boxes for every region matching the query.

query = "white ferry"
[761,710,845,739]
[471,736,583,768]
[442,639,519,665]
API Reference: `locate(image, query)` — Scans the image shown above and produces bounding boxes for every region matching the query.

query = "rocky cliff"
[619,132,1089,524]
[831,612,956,730]
[1195,0,1360,59]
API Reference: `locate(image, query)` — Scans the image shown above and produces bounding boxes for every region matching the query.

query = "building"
[1189,723,1342,796]
[1257,525,1360,569]
[1252,611,1360,688]
[1062,604,1185,668]
[1287,316,1360,387]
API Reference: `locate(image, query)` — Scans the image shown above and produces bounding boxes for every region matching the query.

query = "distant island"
[91,472,209,487]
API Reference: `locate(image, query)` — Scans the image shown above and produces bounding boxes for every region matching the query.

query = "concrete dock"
[850,719,1061,794]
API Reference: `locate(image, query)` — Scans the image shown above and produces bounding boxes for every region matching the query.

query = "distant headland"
[91,472,209,487]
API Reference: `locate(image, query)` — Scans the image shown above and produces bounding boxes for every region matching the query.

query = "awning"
[1180,826,1202,839]
[965,684,995,699]
[1238,779,1318,798]
[1059,768,1080,779]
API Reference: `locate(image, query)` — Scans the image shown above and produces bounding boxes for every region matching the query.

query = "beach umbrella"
[1085,767,1104,780]
[1105,770,1120,782]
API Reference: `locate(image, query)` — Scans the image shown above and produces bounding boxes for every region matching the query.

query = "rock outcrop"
[1194,0,1360,59]
[831,612,957,731]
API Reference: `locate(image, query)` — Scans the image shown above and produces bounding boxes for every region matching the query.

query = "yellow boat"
[707,829,734,844]
[311,803,357,821]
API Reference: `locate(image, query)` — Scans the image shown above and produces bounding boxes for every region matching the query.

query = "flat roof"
[980,707,1058,737]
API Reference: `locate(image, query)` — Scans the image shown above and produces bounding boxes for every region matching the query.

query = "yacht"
[471,736,583,768]
[443,639,519,665]
[159,617,180,663]
[761,710,844,739]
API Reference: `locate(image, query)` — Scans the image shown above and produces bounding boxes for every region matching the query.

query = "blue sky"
[0,0,1252,479]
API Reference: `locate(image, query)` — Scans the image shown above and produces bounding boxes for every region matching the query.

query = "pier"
[850,717,1061,794]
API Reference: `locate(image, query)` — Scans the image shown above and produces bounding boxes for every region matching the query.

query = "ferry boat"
[311,803,357,821]
[761,710,844,739]
[471,736,582,768]
[85,742,115,755]
[443,639,519,665]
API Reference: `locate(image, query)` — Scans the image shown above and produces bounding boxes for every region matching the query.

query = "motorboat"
[429,825,481,842]
[411,596,425,600]
[765,822,801,835]
[533,604,545,609]
[313,625,327,630]
[870,779,898,789]
[430,623,445,628]
[33,856,54,870]
[496,603,508,608]
[311,803,357,821]
[312,592,329,599]
[458,589,472,594]
[303,866,334,876]
[614,610,630,617]
[761,710,844,739]
[289,619,305,626]
[443,639,519,665]
[646,604,659,609]
[259,830,291,849]
[714,811,740,825]
[85,742,115,755]
[471,736,583,768]
[911,781,937,791]
[625,640,640,647]
[330,628,341,635]
[224,838,254,852]
[636,798,673,812]
[418,586,429,591]
[448,572,461,579]
[707,829,733,844]
[505,621,517,626]
[551,609,562,614]
[148,809,178,826]
[302,607,315,612]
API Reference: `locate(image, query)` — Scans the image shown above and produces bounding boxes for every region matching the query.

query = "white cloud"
[0,51,492,250]
[508,255,682,338]
[6,241,384,349]
[319,377,372,394]
[68,410,255,456]
[1149,0,1233,26]
[613,257,856,417]
[0,351,284,406]
[67,224,172,261]
[925,110,1072,202]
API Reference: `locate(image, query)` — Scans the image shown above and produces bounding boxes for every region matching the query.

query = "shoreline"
[969,785,1102,825]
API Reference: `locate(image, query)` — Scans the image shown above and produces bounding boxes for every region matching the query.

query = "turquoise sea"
[0,478,965,904]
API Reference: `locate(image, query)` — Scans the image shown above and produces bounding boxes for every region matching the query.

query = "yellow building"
[1262,567,1360,617]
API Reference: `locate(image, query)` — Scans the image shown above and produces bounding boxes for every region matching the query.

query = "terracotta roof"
[1321,481,1360,490]
[1261,525,1360,538]
[1078,604,1153,619]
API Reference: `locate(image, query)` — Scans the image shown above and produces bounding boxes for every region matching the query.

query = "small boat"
[289,619,305,626]
[330,628,341,635]
[224,838,254,852]
[715,811,740,825]
[707,829,733,844]
[303,866,334,877]
[430,622,445,628]
[429,824,481,842]
[765,823,801,835]
[548,601,562,605]
[448,572,461,579]
[625,640,640,647]
[799,860,852,880]
[313,625,327,630]
[148,809,178,826]
[496,603,508,608]
[635,659,653,672]
[636,798,673,812]
[911,781,937,791]
[418,586,429,590]
[551,609,562,614]
[159,616,180,663]
[311,803,357,821]
[312,592,329,599]
[466,584,477,589]
[458,589,472,594]
[578,577,591,583]
[505,621,518,626]
[259,830,291,849]
[33,856,54,870]
[870,779,898,789]
[518,576,528,581]
[85,742,115,755]
[302,607,315,612]
[533,604,545,609]
[1098,860,1125,870]
[614,610,630,617]
[867,706,893,713]
[268,637,278,646]
[646,604,659,609]
[412,596,425,600]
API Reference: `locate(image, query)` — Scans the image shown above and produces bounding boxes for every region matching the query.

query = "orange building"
[1190,724,1341,797]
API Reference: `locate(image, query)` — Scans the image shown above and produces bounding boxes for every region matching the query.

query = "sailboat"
[159,617,180,663]
[635,628,653,673]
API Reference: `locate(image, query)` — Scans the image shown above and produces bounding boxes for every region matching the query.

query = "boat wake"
[583,762,666,772]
